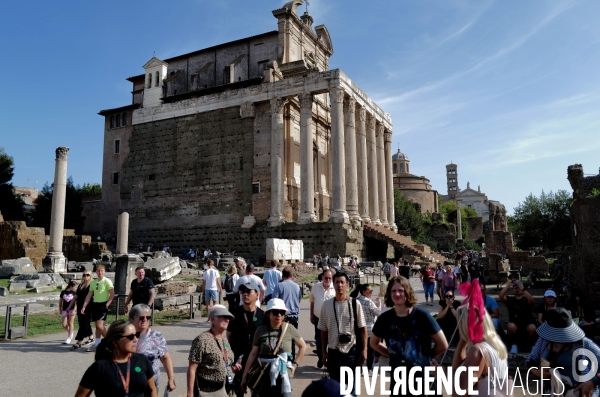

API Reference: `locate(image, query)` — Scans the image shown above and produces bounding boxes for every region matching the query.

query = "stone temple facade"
[96,2,397,260]
[392,148,439,214]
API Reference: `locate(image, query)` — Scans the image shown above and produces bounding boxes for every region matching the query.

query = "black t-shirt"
[372,307,441,368]
[505,296,534,324]
[75,284,90,315]
[80,354,154,397]
[60,290,76,311]
[438,299,461,325]
[227,306,267,360]
[130,277,155,306]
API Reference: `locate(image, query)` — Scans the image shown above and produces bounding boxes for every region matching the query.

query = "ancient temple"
[96,1,398,260]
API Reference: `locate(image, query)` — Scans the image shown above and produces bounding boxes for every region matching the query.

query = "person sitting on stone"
[436,289,461,345]
[481,283,501,332]
[565,288,596,339]
[499,278,536,354]
[536,290,559,326]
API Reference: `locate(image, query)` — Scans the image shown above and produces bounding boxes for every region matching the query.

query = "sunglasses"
[122,332,141,341]
[137,316,151,321]
[270,310,286,316]
[445,295,454,298]
[82,274,91,277]
[239,289,254,295]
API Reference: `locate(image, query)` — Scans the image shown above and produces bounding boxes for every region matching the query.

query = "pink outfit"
[442,272,456,288]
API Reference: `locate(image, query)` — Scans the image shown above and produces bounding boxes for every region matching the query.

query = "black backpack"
[224,275,234,293]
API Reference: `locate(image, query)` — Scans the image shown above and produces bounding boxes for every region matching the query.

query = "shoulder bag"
[246,322,288,391]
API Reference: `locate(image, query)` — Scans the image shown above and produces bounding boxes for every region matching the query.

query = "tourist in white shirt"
[201,259,221,310]
[309,269,335,369]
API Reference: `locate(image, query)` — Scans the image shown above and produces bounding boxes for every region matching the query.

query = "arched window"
[399,163,404,172]
[110,116,114,129]
[147,74,152,88]
[116,114,120,128]
[393,164,397,174]
[407,164,409,173]
[122,113,127,126]
[155,71,160,87]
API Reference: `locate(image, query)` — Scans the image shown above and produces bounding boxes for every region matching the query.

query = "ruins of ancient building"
[567,164,600,307]
[94,2,407,260]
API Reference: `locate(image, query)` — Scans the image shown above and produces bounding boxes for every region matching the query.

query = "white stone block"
[266,239,304,261]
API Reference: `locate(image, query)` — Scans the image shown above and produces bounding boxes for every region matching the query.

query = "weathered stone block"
[114,255,145,296]
[8,282,27,292]
[0,286,8,296]
[266,238,304,261]
[145,257,181,283]
[34,285,58,293]
[0,257,37,278]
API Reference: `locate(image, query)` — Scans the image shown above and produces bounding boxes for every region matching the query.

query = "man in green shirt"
[81,265,114,352]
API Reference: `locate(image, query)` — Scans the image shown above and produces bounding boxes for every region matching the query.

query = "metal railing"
[0,303,29,341]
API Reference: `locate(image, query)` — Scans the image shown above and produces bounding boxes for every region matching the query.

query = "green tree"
[0,148,25,221]
[32,177,86,234]
[79,183,102,195]
[439,200,478,238]
[394,189,426,240]
[510,190,572,250]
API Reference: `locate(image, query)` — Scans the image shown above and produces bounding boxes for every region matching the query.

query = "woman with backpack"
[222,265,239,309]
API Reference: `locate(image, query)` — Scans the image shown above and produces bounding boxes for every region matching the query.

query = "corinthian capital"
[343,96,356,114]
[270,97,288,114]
[367,115,376,130]
[384,130,393,143]
[376,124,385,137]
[358,108,366,122]
[329,87,345,104]
[298,93,313,110]
[55,146,69,160]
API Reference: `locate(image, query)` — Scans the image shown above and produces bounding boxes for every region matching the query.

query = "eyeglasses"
[122,332,141,341]
[270,310,286,316]
[82,274,91,277]
[445,295,454,298]
[137,316,151,321]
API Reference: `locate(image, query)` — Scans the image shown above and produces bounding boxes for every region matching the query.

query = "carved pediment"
[314,25,333,55]
[143,57,168,69]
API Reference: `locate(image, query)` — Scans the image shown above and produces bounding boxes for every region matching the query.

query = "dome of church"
[392,148,409,161]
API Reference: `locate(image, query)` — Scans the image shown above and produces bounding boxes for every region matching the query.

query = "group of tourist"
[68,254,600,397]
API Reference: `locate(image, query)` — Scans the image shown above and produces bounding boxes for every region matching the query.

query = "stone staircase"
[363,223,448,263]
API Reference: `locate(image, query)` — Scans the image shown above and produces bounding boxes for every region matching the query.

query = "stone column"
[268,97,287,227]
[367,115,380,225]
[43,146,69,273]
[344,96,360,222]
[356,107,370,222]
[457,200,463,240]
[329,87,349,223]
[384,130,397,231]
[116,212,129,255]
[376,124,388,226]
[298,93,317,224]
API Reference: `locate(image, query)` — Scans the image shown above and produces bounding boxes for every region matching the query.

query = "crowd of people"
[65,252,600,397]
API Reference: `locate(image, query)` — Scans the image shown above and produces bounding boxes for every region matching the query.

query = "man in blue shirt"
[262,260,282,304]
[481,283,501,331]
[272,266,302,358]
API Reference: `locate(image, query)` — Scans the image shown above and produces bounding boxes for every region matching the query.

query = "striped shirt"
[357,295,382,336]
[318,297,366,354]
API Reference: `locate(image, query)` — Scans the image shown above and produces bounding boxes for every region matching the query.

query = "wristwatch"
[292,361,298,366]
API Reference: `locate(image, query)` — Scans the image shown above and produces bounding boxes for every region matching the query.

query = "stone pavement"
[0,275,536,396]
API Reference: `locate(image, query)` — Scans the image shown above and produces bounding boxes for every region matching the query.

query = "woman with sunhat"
[241,298,306,397]
[528,307,600,397]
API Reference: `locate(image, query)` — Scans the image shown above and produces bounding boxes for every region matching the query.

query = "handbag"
[246,323,288,391]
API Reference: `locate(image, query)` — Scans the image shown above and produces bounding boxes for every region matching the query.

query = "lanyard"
[209,330,230,367]
[243,309,257,341]
[332,299,353,339]
[136,329,149,353]
[113,355,131,397]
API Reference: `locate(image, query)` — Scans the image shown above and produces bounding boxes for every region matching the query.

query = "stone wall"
[568,164,600,307]
[466,217,483,241]
[120,106,255,230]
[128,221,390,262]
[81,199,102,236]
[485,230,513,254]
[0,222,47,269]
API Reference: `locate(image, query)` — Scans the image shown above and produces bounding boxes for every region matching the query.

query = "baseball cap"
[544,290,557,298]
[239,279,260,292]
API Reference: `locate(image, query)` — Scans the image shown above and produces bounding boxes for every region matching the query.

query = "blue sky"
[1,0,599,215]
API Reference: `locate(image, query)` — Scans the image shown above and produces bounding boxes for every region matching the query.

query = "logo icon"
[572,348,598,383]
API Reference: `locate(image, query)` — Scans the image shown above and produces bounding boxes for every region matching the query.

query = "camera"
[225,373,237,393]
[339,333,352,344]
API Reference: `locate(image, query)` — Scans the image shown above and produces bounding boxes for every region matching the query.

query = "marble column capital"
[376,123,385,137]
[298,93,313,109]
[56,146,69,160]
[366,115,376,130]
[384,130,393,143]
[330,87,345,104]
[358,107,366,122]
[343,96,356,114]
[270,97,288,114]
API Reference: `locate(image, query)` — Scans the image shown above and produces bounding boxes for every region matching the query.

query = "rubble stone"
[145,257,182,283]
[0,257,37,278]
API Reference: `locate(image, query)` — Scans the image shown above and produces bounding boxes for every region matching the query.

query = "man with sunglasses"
[227,280,266,397]
[81,265,115,352]
[123,266,155,315]
[436,290,461,344]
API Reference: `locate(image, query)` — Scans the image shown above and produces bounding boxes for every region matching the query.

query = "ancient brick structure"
[94,2,410,260]
[392,149,439,214]
[465,217,483,241]
[0,222,47,268]
[567,164,600,307]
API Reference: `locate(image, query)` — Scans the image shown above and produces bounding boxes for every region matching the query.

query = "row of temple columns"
[268,86,396,230]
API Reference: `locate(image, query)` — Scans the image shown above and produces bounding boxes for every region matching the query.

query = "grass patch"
[0,279,10,289]
[0,309,197,340]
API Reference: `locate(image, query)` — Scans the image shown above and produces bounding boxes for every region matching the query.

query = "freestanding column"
[344,96,360,222]
[116,212,129,254]
[356,107,370,222]
[298,93,317,224]
[43,147,69,273]
[457,200,463,241]
[376,124,388,226]
[384,130,397,231]
[366,116,380,225]
[329,87,349,223]
[268,97,287,227]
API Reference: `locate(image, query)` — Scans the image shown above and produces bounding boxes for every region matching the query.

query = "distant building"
[445,163,459,200]
[454,182,489,219]
[392,148,439,214]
